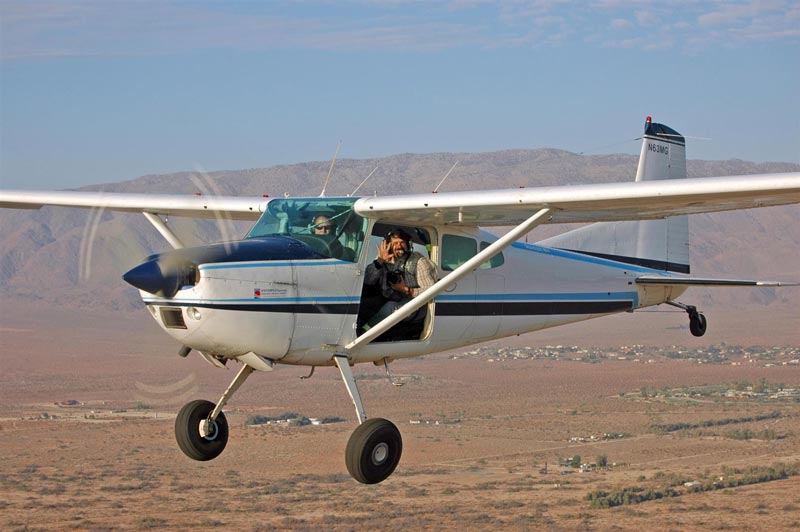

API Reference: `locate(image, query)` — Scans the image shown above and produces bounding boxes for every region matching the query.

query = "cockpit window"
[245,198,368,262]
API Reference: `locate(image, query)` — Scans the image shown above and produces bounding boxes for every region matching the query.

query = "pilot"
[312,215,335,235]
[361,228,437,335]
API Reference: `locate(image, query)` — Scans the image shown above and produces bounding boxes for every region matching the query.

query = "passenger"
[362,228,437,334]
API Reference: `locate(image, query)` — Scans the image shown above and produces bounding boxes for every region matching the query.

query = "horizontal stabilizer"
[636,276,798,287]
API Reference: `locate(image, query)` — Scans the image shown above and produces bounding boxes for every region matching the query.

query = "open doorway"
[356,223,435,342]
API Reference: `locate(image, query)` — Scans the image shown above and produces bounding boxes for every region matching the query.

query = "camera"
[387,272,403,285]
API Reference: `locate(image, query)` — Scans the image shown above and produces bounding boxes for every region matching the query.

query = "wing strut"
[345,208,552,352]
[143,212,185,249]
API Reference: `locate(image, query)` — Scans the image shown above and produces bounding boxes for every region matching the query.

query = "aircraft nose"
[122,256,198,298]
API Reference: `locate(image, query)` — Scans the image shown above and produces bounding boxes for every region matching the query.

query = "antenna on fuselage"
[349,165,379,196]
[319,141,341,197]
[433,161,459,193]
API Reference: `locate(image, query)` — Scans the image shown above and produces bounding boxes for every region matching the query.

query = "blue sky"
[1,1,798,190]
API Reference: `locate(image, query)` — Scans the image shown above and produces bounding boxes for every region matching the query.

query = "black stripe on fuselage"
[557,248,690,274]
[147,300,632,316]
[435,300,632,316]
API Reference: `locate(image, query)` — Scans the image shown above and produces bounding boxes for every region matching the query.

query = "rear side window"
[441,235,506,271]
[480,241,505,269]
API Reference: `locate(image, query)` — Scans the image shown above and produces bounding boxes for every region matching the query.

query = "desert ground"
[1,302,799,531]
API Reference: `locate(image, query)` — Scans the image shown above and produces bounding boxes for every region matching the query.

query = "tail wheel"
[175,399,229,461]
[345,418,402,484]
[690,312,707,337]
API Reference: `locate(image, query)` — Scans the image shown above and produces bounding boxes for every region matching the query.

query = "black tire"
[690,313,707,337]
[175,399,229,461]
[345,418,402,484]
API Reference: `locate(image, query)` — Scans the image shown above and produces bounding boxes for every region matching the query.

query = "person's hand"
[390,277,409,295]
[377,240,392,262]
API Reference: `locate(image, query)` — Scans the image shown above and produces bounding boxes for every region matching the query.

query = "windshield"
[245,198,368,262]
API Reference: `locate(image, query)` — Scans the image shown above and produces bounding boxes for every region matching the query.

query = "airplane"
[1,117,799,484]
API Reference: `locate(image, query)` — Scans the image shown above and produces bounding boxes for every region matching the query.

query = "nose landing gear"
[175,399,229,460]
[666,300,707,337]
[175,363,255,461]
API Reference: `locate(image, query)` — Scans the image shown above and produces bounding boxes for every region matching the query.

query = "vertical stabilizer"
[635,117,687,182]
[539,117,690,273]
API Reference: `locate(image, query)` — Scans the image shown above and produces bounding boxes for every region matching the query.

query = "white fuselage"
[139,224,686,367]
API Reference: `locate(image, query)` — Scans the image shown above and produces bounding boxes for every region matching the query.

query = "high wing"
[352,173,800,226]
[0,189,267,221]
[2,172,799,225]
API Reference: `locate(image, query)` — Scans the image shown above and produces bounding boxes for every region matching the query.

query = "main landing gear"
[174,356,403,484]
[345,418,402,484]
[666,300,707,337]
[335,355,402,484]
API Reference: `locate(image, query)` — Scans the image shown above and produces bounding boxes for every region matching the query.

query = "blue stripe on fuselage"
[199,259,351,271]
[510,242,666,274]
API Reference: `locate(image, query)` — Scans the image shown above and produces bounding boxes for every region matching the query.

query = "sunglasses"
[317,225,334,231]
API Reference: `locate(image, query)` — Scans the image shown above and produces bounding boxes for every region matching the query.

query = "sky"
[1,0,798,190]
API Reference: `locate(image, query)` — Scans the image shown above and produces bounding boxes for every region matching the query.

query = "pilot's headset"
[310,215,336,234]
[385,228,413,253]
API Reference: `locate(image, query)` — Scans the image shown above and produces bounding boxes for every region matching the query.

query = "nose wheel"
[175,399,229,460]
[175,363,255,461]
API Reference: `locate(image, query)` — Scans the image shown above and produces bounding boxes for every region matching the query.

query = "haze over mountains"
[1,148,798,342]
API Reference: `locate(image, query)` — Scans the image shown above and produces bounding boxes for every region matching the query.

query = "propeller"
[122,254,198,298]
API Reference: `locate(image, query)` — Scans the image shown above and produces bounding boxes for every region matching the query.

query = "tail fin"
[539,117,690,273]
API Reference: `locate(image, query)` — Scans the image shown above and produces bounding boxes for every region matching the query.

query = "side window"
[480,241,505,269]
[441,234,477,271]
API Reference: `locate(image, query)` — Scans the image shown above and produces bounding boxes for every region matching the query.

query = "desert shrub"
[725,428,779,440]
[651,411,782,433]
[138,517,167,530]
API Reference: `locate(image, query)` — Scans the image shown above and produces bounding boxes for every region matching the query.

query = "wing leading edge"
[352,173,800,226]
[0,190,267,221]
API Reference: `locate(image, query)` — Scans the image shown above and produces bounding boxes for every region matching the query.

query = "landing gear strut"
[175,363,254,461]
[666,301,707,337]
[335,355,403,484]
[174,354,404,483]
